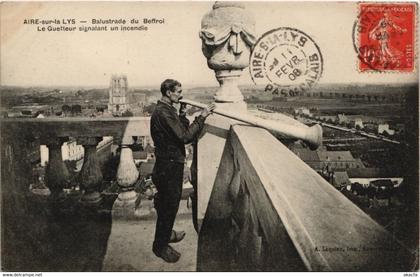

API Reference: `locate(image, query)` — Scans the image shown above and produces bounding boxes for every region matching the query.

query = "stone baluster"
[43,137,70,200]
[78,137,103,204]
[113,136,139,217]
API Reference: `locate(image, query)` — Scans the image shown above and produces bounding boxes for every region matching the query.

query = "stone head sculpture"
[200,2,256,104]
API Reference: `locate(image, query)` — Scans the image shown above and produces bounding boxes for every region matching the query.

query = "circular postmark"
[352,8,380,71]
[249,27,323,97]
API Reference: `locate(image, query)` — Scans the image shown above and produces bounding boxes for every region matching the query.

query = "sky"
[1,1,418,87]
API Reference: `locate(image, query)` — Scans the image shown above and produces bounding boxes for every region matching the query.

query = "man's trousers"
[152,159,184,251]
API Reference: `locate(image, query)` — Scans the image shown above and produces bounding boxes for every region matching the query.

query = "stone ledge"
[1,117,151,139]
[230,125,412,271]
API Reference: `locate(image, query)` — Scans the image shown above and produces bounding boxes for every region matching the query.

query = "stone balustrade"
[197,124,413,271]
[1,117,151,209]
[0,117,154,270]
[0,117,414,271]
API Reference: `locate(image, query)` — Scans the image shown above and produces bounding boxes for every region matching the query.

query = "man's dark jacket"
[151,100,205,163]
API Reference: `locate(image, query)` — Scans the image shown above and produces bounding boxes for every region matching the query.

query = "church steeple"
[108,74,130,115]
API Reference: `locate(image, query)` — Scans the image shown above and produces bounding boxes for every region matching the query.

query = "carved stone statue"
[200,2,256,104]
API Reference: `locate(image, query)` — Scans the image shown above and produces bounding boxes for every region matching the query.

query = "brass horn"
[179,98,322,150]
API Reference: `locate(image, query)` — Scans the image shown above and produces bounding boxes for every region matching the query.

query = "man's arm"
[179,103,190,129]
[162,103,215,144]
[163,111,205,144]
[179,115,190,129]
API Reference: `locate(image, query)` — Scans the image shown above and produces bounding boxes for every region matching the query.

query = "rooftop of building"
[292,148,357,162]
[347,168,398,178]
[317,150,354,161]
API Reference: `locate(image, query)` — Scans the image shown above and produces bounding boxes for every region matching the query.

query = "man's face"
[167,85,182,104]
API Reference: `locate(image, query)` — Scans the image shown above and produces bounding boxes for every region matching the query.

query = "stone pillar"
[112,136,139,218]
[196,2,256,229]
[1,126,40,269]
[43,137,70,200]
[78,137,103,204]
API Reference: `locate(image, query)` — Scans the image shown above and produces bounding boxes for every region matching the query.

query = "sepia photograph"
[0,1,419,273]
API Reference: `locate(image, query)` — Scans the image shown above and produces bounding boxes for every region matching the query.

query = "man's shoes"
[169,230,185,243]
[153,245,181,263]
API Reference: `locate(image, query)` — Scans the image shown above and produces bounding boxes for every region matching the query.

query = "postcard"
[0,1,418,273]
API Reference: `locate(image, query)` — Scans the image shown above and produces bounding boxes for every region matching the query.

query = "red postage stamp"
[356,3,416,72]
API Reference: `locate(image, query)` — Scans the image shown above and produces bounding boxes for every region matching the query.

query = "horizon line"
[1,82,418,89]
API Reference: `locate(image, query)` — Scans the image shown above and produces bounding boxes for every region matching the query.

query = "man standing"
[151,79,215,263]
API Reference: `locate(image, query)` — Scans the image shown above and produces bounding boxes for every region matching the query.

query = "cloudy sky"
[1,1,418,87]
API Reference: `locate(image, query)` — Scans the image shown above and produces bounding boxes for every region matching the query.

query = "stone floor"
[102,200,197,271]
[1,192,197,272]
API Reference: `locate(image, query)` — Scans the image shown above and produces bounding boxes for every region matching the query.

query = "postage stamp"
[355,3,416,72]
[249,27,323,97]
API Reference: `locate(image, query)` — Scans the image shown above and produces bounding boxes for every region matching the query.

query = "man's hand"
[200,103,216,118]
[179,103,188,116]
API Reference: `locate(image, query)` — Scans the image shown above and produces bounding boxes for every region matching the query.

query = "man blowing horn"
[150,79,215,263]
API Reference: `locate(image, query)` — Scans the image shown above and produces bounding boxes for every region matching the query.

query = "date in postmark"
[354,3,416,72]
[249,27,323,96]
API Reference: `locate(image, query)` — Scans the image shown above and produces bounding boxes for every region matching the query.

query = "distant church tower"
[108,75,130,114]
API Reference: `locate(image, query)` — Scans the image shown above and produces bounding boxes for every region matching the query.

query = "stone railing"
[197,124,413,271]
[1,117,150,208]
[0,117,155,270]
[1,117,414,271]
